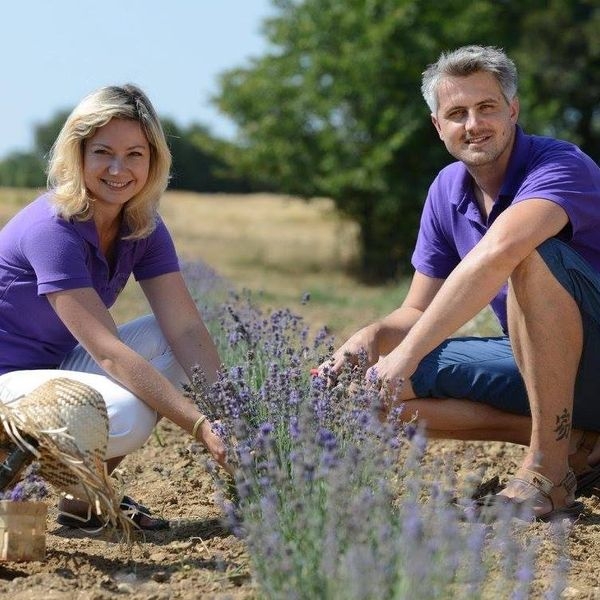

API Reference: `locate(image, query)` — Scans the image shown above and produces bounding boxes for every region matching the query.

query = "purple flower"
[179,278,568,598]
[2,464,49,502]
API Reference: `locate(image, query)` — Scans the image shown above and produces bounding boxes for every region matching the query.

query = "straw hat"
[0,377,131,534]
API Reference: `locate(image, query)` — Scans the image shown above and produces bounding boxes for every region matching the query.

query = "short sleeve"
[513,143,600,238]
[20,218,93,295]
[411,175,462,279]
[132,217,180,281]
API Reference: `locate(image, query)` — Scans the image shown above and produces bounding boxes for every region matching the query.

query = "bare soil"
[1,423,600,599]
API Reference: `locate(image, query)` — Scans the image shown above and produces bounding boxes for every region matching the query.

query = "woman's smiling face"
[83,118,151,211]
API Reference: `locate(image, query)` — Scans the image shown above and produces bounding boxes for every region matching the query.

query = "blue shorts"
[410,238,600,431]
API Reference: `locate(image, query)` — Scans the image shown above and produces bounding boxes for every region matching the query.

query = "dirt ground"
[1,423,600,599]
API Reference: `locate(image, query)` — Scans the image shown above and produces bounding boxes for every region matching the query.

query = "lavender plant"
[183,264,569,599]
[0,463,50,502]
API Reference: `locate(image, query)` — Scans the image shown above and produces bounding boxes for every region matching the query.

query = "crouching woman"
[0,84,228,530]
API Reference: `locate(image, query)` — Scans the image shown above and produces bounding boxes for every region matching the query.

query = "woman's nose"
[108,157,123,175]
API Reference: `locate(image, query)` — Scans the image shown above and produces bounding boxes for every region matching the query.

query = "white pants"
[0,315,187,460]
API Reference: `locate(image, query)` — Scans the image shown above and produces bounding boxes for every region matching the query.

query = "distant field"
[0,187,409,341]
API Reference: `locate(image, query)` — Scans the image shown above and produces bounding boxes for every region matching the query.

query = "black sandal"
[120,495,170,530]
[57,495,170,531]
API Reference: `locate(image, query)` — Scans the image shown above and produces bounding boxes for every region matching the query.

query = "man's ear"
[431,114,443,140]
[509,96,520,124]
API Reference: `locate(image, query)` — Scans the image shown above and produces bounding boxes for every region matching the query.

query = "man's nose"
[465,109,481,130]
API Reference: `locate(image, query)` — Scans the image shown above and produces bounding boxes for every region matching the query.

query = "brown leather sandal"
[472,432,600,501]
[570,432,600,497]
[475,468,584,522]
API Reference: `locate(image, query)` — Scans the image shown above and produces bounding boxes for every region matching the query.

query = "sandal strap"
[560,469,578,496]
[515,468,577,511]
[570,432,599,473]
[516,469,554,496]
[579,431,599,453]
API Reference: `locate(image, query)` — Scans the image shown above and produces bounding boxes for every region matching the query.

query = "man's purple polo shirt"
[411,126,600,333]
[0,192,180,373]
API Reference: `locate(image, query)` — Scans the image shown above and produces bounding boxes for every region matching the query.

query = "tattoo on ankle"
[553,408,571,441]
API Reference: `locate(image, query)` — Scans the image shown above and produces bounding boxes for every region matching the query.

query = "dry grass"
[0,187,407,341]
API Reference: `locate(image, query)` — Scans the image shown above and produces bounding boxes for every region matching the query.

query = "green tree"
[33,110,70,159]
[215,0,598,280]
[0,111,69,189]
[163,119,253,192]
[513,0,600,159]
[0,152,46,188]
[0,111,69,188]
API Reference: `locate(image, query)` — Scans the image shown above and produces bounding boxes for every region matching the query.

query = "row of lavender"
[182,261,569,600]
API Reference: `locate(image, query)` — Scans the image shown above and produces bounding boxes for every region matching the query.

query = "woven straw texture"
[0,377,131,534]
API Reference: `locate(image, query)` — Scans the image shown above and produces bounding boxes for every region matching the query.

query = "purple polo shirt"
[412,126,600,333]
[0,192,180,373]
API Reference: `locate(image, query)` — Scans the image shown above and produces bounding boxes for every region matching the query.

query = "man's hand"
[365,346,418,407]
[317,324,379,380]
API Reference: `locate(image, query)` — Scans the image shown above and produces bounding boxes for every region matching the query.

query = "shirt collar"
[70,215,131,247]
[71,218,98,246]
[498,124,529,199]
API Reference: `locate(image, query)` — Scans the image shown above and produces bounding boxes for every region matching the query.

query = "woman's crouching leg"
[0,369,157,460]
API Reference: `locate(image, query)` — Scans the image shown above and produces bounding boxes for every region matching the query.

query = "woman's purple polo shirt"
[0,192,180,373]
[411,126,600,333]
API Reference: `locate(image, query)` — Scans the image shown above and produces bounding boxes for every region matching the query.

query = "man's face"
[431,71,519,169]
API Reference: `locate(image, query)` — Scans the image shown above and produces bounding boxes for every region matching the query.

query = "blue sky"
[1,0,273,159]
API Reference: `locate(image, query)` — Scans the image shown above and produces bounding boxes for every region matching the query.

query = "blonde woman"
[0,84,228,530]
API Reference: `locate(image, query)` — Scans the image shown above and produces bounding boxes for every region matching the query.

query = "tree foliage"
[162,119,254,193]
[0,110,70,189]
[0,152,46,189]
[512,0,600,157]
[215,0,600,281]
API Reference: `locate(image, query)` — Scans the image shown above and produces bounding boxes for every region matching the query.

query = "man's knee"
[509,246,549,290]
[508,240,578,311]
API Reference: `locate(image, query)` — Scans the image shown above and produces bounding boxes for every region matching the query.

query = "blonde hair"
[47,84,171,239]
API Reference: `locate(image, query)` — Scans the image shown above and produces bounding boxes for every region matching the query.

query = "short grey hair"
[421,45,518,113]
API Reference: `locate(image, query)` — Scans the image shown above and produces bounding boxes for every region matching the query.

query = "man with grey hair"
[321,45,600,520]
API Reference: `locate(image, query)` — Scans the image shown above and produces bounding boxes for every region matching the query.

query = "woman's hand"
[197,420,234,476]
